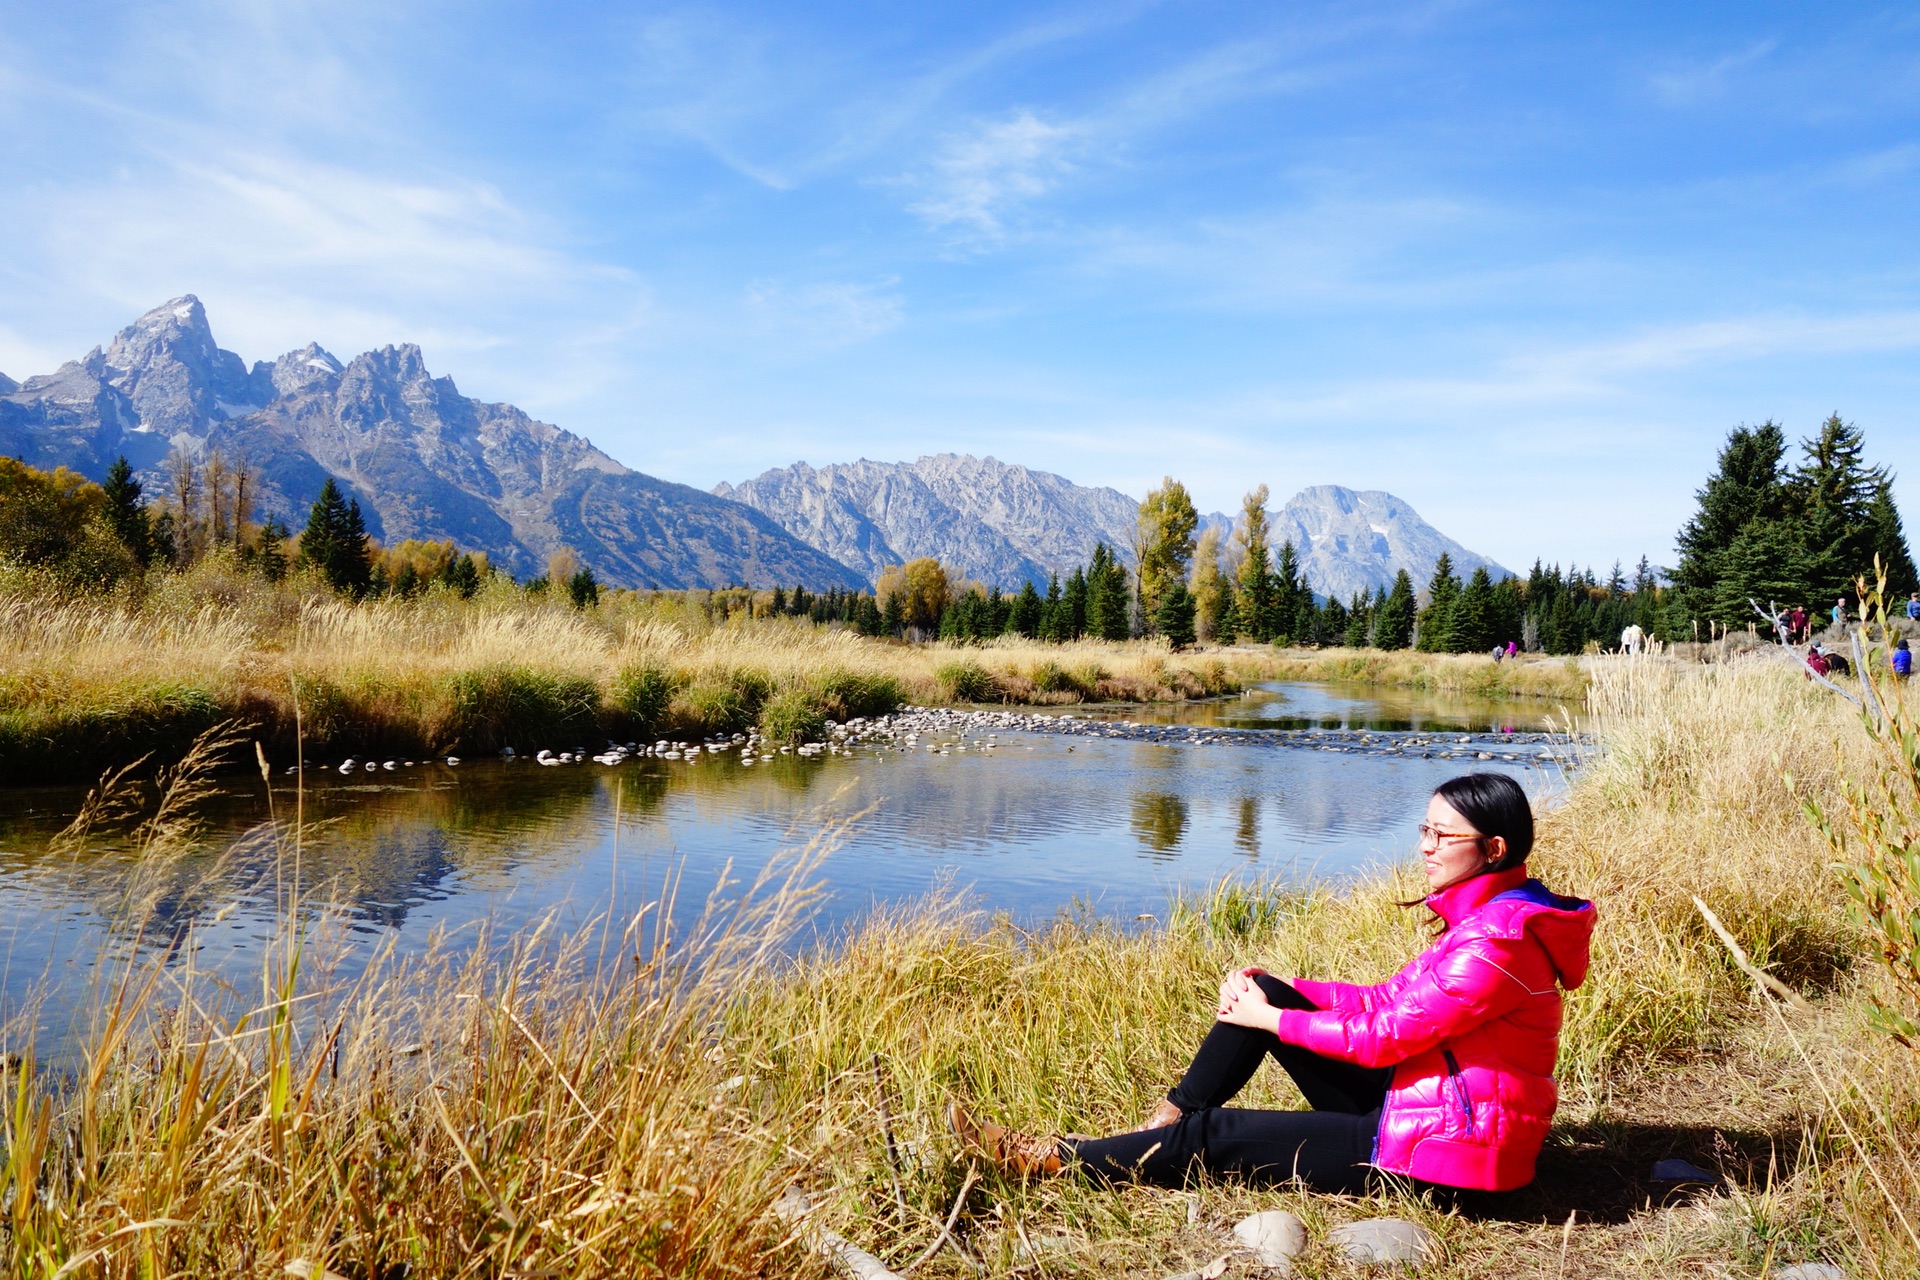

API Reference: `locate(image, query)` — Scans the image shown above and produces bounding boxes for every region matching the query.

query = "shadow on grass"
[1442,1118,1799,1224]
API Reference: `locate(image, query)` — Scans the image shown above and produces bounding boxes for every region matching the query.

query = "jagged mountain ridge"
[714,455,1142,588]
[720,458,1507,597]
[0,297,864,589]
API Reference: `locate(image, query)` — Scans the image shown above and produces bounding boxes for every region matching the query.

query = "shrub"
[1030,659,1077,695]
[811,669,903,721]
[1069,659,1110,692]
[759,690,827,745]
[934,660,998,703]
[611,663,678,737]
[0,680,223,785]
[444,665,600,753]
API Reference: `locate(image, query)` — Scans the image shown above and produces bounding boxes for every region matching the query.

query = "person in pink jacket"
[951,773,1595,1194]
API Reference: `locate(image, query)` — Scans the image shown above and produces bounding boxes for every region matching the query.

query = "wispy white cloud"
[1646,40,1778,107]
[744,278,905,349]
[907,111,1084,242]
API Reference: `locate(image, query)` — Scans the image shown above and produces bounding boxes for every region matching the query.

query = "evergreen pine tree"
[1062,567,1088,639]
[1008,579,1043,638]
[1375,571,1415,650]
[1343,591,1371,649]
[1271,541,1303,645]
[101,456,153,567]
[1863,480,1919,597]
[1320,593,1347,648]
[882,591,905,636]
[1154,581,1197,649]
[256,517,289,583]
[1415,554,1460,652]
[1449,566,1497,652]
[1038,573,1063,641]
[338,499,372,596]
[1085,545,1117,640]
[1670,423,1792,625]
[1216,580,1244,644]
[1792,413,1882,602]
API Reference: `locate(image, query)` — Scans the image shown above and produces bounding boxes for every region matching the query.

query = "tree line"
[1665,414,1914,633]
[10,413,1908,652]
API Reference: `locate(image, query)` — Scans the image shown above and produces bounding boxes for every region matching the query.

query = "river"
[0,680,1576,1046]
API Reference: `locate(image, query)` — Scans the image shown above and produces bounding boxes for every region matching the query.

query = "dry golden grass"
[4,651,1919,1276]
[0,563,1284,783]
[725,653,1920,1278]
[1261,646,1593,701]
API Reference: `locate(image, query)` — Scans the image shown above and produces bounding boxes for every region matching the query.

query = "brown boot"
[947,1101,1066,1177]
[1128,1097,1183,1133]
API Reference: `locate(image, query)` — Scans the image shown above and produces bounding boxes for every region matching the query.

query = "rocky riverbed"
[317,703,1578,775]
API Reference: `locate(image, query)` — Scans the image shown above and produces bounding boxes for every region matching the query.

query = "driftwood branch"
[900,1166,980,1275]
[777,1188,906,1280]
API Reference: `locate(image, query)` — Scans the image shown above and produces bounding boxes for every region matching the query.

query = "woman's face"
[1421,794,1504,892]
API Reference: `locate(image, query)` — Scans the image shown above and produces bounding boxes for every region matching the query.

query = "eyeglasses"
[1417,823,1484,846]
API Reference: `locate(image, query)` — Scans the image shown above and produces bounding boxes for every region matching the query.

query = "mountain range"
[0,297,862,588]
[1,297,1507,597]
[717,459,1506,600]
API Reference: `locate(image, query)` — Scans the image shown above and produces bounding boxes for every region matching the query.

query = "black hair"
[1433,773,1534,872]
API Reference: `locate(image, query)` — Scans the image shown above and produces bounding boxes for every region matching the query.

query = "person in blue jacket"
[1894,639,1912,679]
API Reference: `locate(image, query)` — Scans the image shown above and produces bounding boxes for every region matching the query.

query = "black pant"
[1065,975,1391,1192]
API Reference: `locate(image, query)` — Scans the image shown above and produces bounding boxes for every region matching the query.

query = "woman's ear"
[1485,835,1508,866]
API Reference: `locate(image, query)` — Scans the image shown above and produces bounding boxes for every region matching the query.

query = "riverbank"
[0,569,1591,786]
[2,654,1912,1276]
[1258,646,1592,701]
[0,570,1281,784]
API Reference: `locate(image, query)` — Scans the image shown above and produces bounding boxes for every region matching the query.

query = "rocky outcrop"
[0,297,864,589]
[715,454,1140,587]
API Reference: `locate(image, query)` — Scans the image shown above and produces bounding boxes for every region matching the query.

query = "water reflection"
[0,681,1568,1047]
[1131,793,1190,856]
[1073,680,1571,734]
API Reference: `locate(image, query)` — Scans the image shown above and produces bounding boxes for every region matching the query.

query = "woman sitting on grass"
[952,773,1595,1195]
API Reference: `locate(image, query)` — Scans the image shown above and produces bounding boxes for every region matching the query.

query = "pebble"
[1327,1217,1436,1267]
[1233,1209,1306,1269]
[1775,1264,1845,1280]
[1650,1157,1718,1183]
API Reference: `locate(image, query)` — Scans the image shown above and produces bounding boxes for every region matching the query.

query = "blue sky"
[3,2,1920,573]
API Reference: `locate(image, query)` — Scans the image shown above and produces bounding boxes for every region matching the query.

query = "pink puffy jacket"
[1277,866,1595,1191]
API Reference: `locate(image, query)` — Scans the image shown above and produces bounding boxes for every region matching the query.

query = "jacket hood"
[1428,869,1596,990]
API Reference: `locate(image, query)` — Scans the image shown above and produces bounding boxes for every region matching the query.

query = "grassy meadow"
[0,636,1916,1275]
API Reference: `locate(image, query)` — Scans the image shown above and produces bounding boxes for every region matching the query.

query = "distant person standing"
[1834,597,1850,629]
[1620,623,1644,656]
[1506,640,1518,659]
[1790,605,1808,643]
[1907,593,1920,622]
[1894,639,1912,680]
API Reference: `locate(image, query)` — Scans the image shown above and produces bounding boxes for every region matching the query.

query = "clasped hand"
[1216,966,1279,1032]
